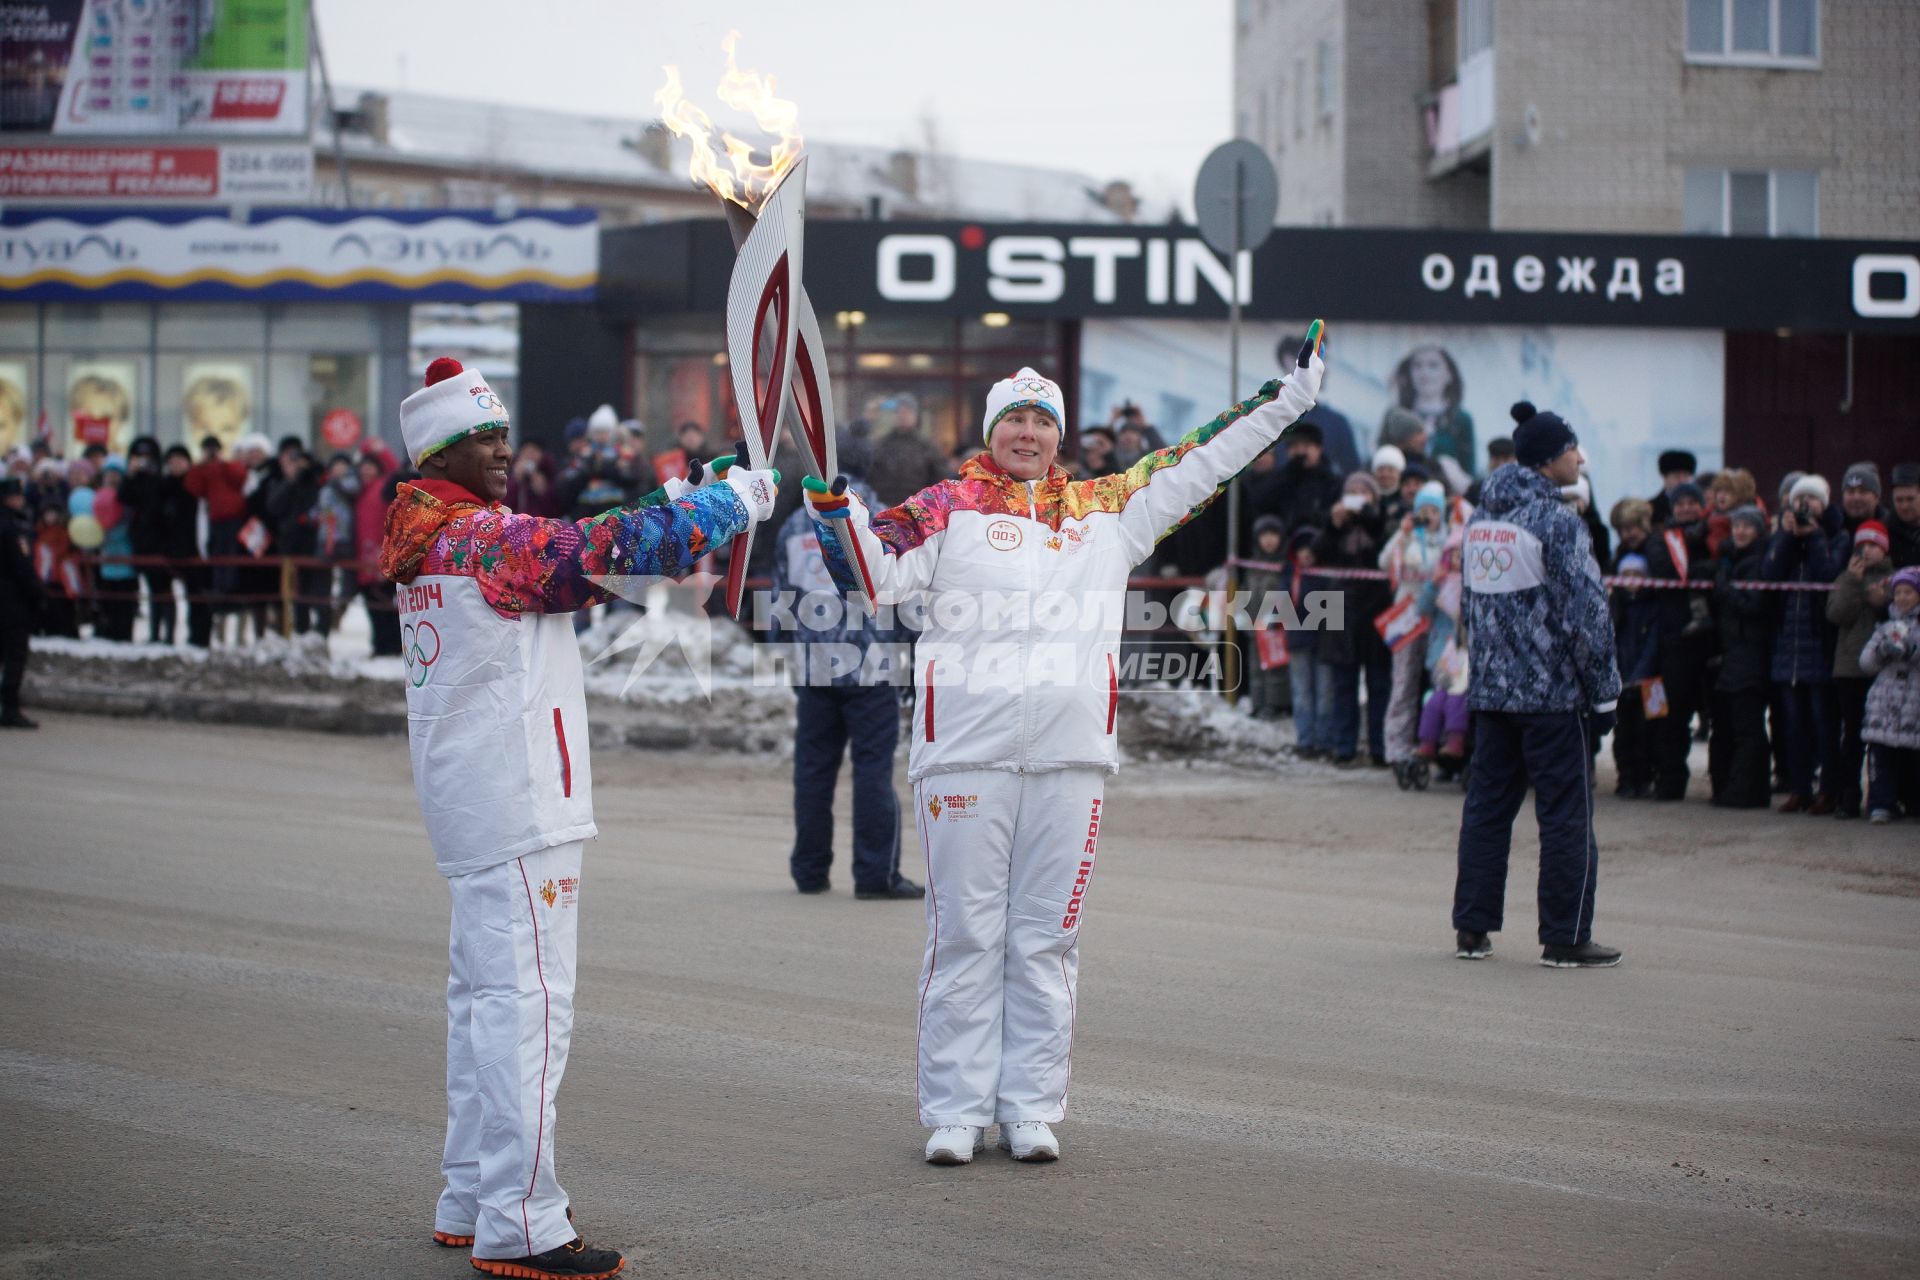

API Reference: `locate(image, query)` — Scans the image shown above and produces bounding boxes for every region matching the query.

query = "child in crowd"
[1378,481,1448,766]
[1413,524,1470,769]
[1281,528,1326,757]
[1241,515,1292,721]
[1827,520,1896,819]
[1860,567,1920,823]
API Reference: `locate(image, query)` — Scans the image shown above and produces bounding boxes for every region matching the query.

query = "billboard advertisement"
[0,0,309,137]
[0,208,600,302]
[1080,318,1725,518]
[0,141,312,200]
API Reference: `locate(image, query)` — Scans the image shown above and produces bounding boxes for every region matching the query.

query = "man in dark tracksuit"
[769,453,922,900]
[1,478,42,729]
[1451,403,1624,969]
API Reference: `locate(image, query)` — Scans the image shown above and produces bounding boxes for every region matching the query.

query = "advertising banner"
[0,142,312,200]
[0,359,28,454]
[1080,318,1726,518]
[0,0,309,137]
[0,208,600,302]
[180,360,253,450]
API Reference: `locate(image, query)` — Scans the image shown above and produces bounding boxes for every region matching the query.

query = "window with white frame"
[1685,0,1818,64]
[1683,168,1818,236]
[1314,37,1336,120]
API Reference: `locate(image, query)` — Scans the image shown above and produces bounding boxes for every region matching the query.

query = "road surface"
[2,714,1916,1278]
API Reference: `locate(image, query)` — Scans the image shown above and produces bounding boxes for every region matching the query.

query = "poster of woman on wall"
[68,362,137,454]
[0,362,28,455]
[181,363,254,452]
[1389,344,1476,477]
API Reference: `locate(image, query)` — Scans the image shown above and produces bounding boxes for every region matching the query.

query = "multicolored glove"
[803,474,853,521]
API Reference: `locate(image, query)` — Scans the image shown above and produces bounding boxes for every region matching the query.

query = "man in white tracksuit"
[804,358,1322,1163]
[381,357,777,1278]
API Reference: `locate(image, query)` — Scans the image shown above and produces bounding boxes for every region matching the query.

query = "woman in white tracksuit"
[804,358,1322,1163]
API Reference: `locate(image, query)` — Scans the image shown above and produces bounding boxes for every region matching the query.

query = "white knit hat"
[1371,444,1406,473]
[400,358,511,467]
[1788,473,1831,506]
[587,404,618,434]
[982,367,1064,442]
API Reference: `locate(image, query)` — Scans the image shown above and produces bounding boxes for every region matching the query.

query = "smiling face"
[1672,495,1704,525]
[990,406,1061,481]
[426,427,512,503]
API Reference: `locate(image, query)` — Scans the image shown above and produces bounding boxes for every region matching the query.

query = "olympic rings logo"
[471,388,507,415]
[402,620,441,689]
[1013,379,1053,397]
[1473,547,1516,580]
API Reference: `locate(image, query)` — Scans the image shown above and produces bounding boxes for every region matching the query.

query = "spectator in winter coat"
[1,477,41,727]
[1371,446,1405,509]
[1709,508,1774,807]
[1765,473,1845,812]
[1838,463,1888,545]
[1860,567,1920,822]
[1610,552,1661,798]
[1378,481,1449,766]
[183,433,249,610]
[1826,521,1895,819]
[1240,515,1293,721]
[1413,524,1472,767]
[316,454,360,628]
[354,441,402,657]
[1309,472,1388,765]
[1644,482,1715,800]
[1648,450,1698,527]
[1281,529,1328,756]
[32,506,82,637]
[1452,402,1623,968]
[1706,468,1758,557]
[506,441,563,517]
[1888,463,1920,569]
[1275,420,1343,540]
[120,440,172,644]
[266,449,328,635]
[94,460,138,642]
[866,396,948,506]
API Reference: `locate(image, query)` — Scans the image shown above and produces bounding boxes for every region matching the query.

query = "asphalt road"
[2,713,1917,1279]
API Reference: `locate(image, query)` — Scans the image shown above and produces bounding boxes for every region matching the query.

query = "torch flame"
[654,30,804,210]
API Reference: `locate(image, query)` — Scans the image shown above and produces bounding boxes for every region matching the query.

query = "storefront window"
[630,313,1065,464]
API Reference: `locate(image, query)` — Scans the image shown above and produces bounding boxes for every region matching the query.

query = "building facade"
[1234,0,1920,238]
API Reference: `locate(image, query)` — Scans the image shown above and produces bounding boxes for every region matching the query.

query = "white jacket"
[381,477,750,876]
[815,370,1318,781]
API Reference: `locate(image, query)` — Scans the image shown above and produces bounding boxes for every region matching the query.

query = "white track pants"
[437,842,581,1261]
[913,769,1105,1127]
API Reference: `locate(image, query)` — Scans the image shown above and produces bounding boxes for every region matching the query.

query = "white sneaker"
[996,1121,1060,1162]
[924,1125,985,1165]
[1869,810,1893,825]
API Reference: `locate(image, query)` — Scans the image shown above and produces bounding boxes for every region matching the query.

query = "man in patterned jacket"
[381,357,778,1279]
[1451,401,1624,970]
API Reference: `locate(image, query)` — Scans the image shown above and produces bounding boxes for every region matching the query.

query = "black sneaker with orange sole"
[470,1237,623,1279]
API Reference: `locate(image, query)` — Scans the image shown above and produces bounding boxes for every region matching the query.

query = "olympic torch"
[656,36,876,618]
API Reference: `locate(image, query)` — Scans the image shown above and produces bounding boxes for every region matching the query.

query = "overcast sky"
[315,0,1233,216]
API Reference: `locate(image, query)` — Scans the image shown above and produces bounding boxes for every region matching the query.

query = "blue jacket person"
[1451,402,1624,969]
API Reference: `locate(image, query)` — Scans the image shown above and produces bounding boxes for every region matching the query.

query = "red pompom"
[424,357,464,387]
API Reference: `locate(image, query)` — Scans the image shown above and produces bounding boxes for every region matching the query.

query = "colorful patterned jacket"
[379,477,748,876]
[1462,463,1622,716]
[813,373,1317,781]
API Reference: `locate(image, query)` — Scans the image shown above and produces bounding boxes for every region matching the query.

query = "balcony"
[1421,48,1494,178]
